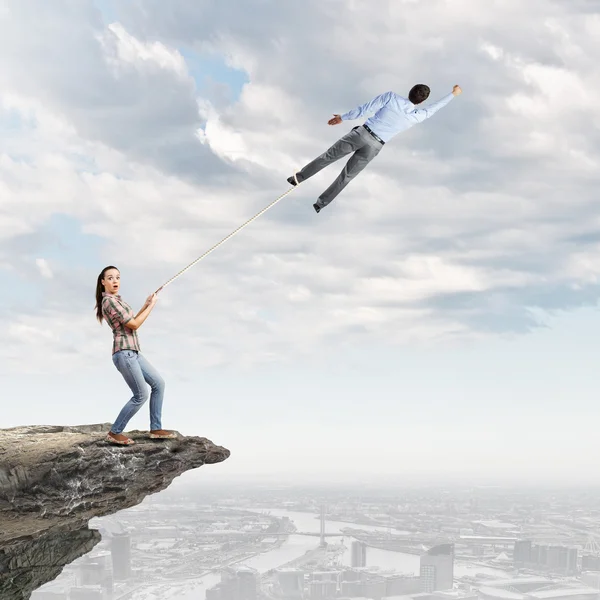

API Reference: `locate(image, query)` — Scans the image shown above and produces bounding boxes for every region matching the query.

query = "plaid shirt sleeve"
[103,296,133,325]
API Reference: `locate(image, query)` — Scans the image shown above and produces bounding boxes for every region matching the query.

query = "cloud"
[0,0,234,185]
[35,258,53,279]
[1,0,600,378]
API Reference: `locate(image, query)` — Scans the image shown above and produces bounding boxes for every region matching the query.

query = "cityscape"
[30,484,600,600]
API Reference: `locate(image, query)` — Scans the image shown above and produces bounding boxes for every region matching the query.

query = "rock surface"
[0,423,230,599]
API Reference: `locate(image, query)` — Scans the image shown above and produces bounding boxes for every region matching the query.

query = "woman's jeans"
[110,350,165,434]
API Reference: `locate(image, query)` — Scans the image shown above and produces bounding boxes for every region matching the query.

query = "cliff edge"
[0,423,230,599]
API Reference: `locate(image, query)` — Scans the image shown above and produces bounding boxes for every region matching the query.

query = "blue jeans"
[110,350,165,434]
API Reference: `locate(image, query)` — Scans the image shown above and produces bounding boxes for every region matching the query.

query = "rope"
[154,176,300,294]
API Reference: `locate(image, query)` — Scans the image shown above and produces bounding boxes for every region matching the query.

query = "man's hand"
[452,85,462,96]
[328,114,343,126]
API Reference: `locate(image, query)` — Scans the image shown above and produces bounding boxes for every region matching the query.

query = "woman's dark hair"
[95,265,119,324]
[408,84,430,105]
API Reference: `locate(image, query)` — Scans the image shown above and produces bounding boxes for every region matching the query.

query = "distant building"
[277,568,304,598]
[339,570,364,596]
[478,577,600,600]
[209,565,259,600]
[351,541,368,568]
[309,580,338,599]
[340,569,364,582]
[206,583,226,600]
[472,521,518,536]
[308,572,338,599]
[420,544,454,593]
[512,541,578,575]
[311,571,339,582]
[385,575,422,597]
[538,545,549,566]
[547,545,571,573]
[581,572,600,590]
[583,556,600,572]
[514,541,532,567]
[75,553,113,595]
[236,566,259,600]
[568,548,579,575]
[340,580,362,597]
[111,533,131,581]
[361,575,387,600]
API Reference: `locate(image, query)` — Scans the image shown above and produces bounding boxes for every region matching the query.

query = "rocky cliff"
[0,423,230,599]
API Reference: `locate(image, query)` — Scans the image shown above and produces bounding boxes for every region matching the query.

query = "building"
[546,546,564,572]
[340,570,363,582]
[514,541,532,567]
[207,584,226,600]
[538,545,549,566]
[361,575,387,600]
[420,544,454,593]
[223,565,259,600]
[385,576,422,597]
[581,573,600,590]
[236,566,259,600]
[583,556,600,572]
[568,548,579,575]
[111,533,131,581]
[477,577,600,600]
[208,565,260,600]
[76,553,113,595]
[277,568,305,598]
[309,580,338,599]
[340,569,364,597]
[352,541,368,568]
[472,521,518,536]
[309,572,338,599]
[512,542,579,575]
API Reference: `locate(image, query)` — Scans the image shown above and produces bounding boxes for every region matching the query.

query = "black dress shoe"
[287,175,298,186]
[313,203,321,214]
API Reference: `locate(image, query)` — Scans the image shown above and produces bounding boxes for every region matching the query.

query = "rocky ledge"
[0,423,230,599]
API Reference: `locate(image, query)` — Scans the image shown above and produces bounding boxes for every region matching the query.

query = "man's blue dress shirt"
[340,91,454,143]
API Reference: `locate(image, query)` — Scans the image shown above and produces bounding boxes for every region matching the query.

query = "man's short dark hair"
[408,84,430,104]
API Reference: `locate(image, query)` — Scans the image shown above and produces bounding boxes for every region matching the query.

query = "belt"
[362,124,385,145]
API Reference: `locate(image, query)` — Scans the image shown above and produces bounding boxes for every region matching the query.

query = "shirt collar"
[102,291,122,300]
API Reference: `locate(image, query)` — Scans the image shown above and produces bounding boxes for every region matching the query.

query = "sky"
[1,0,600,486]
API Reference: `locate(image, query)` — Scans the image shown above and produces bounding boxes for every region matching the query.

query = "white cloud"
[101,22,188,77]
[0,1,231,184]
[35,258,53,279]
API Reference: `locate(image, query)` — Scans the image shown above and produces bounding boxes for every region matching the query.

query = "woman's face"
[102,268,120,294]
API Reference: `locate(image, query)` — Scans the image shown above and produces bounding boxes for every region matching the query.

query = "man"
[288,84,462,213]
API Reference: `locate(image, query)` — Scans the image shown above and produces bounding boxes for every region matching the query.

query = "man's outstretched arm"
[328,91,394,126]
[409,84,462,124]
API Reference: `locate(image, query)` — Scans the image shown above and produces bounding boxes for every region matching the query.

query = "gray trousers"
[296,125,383,208]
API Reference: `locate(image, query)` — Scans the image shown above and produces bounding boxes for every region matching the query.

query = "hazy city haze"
[30,481,600,599]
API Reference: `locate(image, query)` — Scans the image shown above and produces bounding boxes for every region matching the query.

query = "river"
[171,508,510,600]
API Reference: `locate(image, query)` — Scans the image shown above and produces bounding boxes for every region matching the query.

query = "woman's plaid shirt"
[101,292,141,355]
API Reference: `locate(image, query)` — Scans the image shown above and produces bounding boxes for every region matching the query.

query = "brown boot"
[149,429,177,439]
[106,432,135,446]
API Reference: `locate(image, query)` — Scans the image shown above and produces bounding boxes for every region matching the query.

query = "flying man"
[287,84,462,213]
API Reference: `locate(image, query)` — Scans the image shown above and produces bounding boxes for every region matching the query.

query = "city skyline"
[29,483,600,599]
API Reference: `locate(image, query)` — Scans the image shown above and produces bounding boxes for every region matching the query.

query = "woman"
[95,265,176,446]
